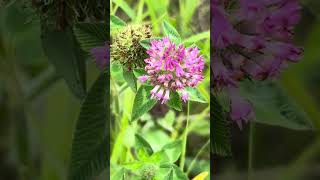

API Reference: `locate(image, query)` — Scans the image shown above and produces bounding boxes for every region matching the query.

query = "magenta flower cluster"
[139,38,205,104]
[212,0,303,127]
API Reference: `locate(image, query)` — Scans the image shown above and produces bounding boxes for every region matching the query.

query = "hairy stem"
[187,139,210,175]
[180,101,190,171]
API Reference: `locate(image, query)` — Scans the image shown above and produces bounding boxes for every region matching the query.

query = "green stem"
[119,83,129,95]
[186,139,209,175]
[1,40,32,180]
[280,138,320,180]
[111,78,121,120]
[180,101,190,171]
[25,66,59,101]
[247,121,255,180]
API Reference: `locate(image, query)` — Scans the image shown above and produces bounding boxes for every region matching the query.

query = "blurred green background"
[0,0,104,179]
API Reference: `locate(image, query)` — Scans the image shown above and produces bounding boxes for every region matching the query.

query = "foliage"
[110,1,210,180]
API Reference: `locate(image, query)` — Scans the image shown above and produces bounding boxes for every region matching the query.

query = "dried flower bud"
[111,24,152,70]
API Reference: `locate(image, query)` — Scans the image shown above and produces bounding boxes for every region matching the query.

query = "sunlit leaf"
[162,140,182,163]
[184,87,208,103]
[158,110,175,131]
[135,134,154,160]
[167,91,182,111]
[148,150,170,164]
[123,68,137,92]
[111,168,126,180]
[162,21,182,44]
[131,85,157,121]
[111,63,125,83]
[172,164,188,180]
[139,37,162,49]
[133,68,147,78]
[164,169,174,180]
[110,15,127,28]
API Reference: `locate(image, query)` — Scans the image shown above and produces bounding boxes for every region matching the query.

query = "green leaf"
[135,134,154,160]
[183,31,210,45]
[172,164,188,180]
[162,21,182,44]
[147,150,170,164]
[111,63,125,83]
[123,68,137,92]
[211,94,232,156]
[159,163,172,169]
[131,86,157,121]
[133,68,147,78]
[74,23,108,52]
[41,28,86,99]
[69,72,109,180]
[240,80,313,130]
[111,168,126,180]
[158,110,175,131]
[164,169,174,180]
[110,15,126,28]
[167,91,182,111]
[139,37,162,49]
[122,161,144,171]
[184,87,208,103]
[162,141,182,163]
[139,39,152,49]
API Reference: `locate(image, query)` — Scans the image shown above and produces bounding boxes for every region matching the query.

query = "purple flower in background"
[139,38,205,104]
[228,87,254,129]
[90,43,109,70]
[211,0,303,127]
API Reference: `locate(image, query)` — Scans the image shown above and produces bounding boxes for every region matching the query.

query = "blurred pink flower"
[140,38,204,104]
[90,43,109,70]
[211,0,302,126]
[228,87,254,129]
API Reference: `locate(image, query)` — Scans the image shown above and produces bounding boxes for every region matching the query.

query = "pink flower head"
[139,37,204,103]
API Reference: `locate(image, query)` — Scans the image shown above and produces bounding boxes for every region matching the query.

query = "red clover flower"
[139,38,205,104]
